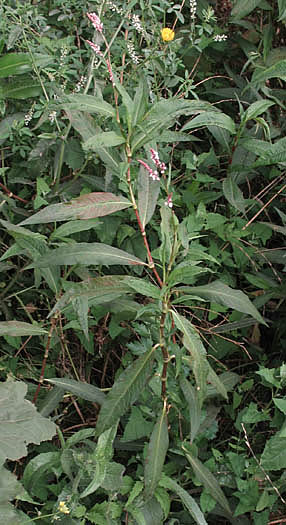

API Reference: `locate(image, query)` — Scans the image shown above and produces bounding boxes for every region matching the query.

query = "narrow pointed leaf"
[182,112,236,134]
[80,422,119,498]
[183,448,232,515]
[95,346,155,435]
[180,377,201,443]
[72,295,89,340]
[206,364,228,400]
[46,378,106,405]
[0,53,53,78]
[178,280,265,324]
[0,321,47,337]
[83,131,126,149]
[26,243,146,268]
[159,476,208,525]
[63,94,115,118]
[20,193,131,225]
[144,404,169,499]
[138,164,160,230]
[223,177,245,213]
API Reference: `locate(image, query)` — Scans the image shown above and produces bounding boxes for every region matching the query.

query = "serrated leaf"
[63,94,115,118]
[159,475,208,525]
[20,192,131,225]
[26,243,146,268]
[182,112,236,134]
[180,377,201,443]
[95,346,155,435]
[172,311,208,403]
[144,404,169,499]
[81,422,119,498]
[137,164,160,230]
[0,381,57,463]
[178,280,265,324]
[0,321,47,337]
[46,377,106,405]
[183,448,232,515]
[223,177,245,213]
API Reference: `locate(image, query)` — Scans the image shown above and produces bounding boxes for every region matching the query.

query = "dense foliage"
[0,0,286,523]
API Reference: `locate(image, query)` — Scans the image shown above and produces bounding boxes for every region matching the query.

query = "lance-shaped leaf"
[0,53,53,78]
[26,243,146,268]
[80,422,119,498]
[183,447,232,516]
[177,280,265,324]
[223,177,245,213]
[72,295,89,340]
[48,275,131,318]
[137,164,160,230]
[182,112,236,134]
[95,346,155,435]
[172,311,208,403]
[206,364,228,400]
[159,475,208,525]
[83,131,126,149]
[0,381,57,463]
[62,94,115,118]
[144,404,169,499]
[46,377,106,405]
[180,377,201,443]
[20,192,131,226]
[0,321,47,337]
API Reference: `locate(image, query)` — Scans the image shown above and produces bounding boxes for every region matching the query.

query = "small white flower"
[48,111,57,123]
[213,34,228,42]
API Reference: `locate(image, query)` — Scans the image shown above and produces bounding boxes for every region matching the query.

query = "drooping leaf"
[0,321,47,337]
[159,475,208,525]
[125,277,161,299]
[46,377,106,405]
[178,280,265,324]
[180,377,201,443]
[183,447,232,515]
[95,346,155,435]
[63,93,115,118]
[26,243,146,268]
[83,131,126,149]
[242,100,274,122]
[80,422,119,498]
[205,365,229,400]
[222,177,245,213]
[20,192,131,225]
[144,404,169,499]
[0,381,57,463]
[137,164,161,230]
[0,53,53,78]
[182,112,236,134]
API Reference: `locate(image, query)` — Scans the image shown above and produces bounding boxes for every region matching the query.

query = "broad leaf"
[261,436,286,470]
[95,346,155,435]
[222,176,245,213]
[231,0,263,20]
[0,321,47,337]
[160,475,208,525]
[20,192,131,225]
[0,381,56,463]
[144,404,169,499]
[83,131,126,149]
[182,112,236,134]
[0,53,53,78]
[26,243,146,268]
[46,377,106,405]
[183,447,232,515]
[63,94,115,118]
[252,60,286,84]
[178,280,265,324]
[137,164,160,230]
[0,77,42,99]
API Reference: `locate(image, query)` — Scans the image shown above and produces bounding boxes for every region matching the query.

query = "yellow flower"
[161,27,175,42]
[58,501,70,514]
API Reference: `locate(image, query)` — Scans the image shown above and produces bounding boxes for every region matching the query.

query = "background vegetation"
[0,0,286,523]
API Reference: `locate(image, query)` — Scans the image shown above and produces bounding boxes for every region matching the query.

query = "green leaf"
[273,398,286,415]
[183,447,232,515]
[83,131,126,149]
[242,100,274,122]
[159,475,208,525]
[63,94,115,118]
[137,164,160,230]
[231,0,264,20]
[223,177,245,213]
[51,218,99,239]
[72,295,89,340]
[0,321,47,337]
[261,436,286,470]
[179,280,265,324]
[0,77,42,99]
[172,311,208,403]
[46,377,106,405]
[0,380,57,463]
[80,422,119,498]
[20,192,131,225]
[252,60,286,84]
[205,365,229,400]
[182,112,236,134]
[38,386,64,418]
[278,0,286,21]
[95,346,155,435]
[26,243,146,268]
[144,404,169,499]
[0,53,53,78]
[125,277,161,299]
[132,76,149,127]
[180,377,201,443]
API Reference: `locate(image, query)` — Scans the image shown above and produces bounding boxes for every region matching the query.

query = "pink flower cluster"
[165,193,173,208]
[86,40,103,57]
[87,12,103,33]
[138,160,160,181]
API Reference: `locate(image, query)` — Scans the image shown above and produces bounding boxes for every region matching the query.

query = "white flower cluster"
[127,41,140,64]
[107,1,124,16]
[190,0,197,20]
[73,75,87,93]
[24,106,34,126]
[213,34,228,41]
[48,111,57,123]
[59,46,68,67]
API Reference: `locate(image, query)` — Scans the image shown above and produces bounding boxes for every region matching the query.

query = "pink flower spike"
[165,193,173,208]
[86,40,103,56]
[150,148,166,175]
[106,59,115,86]
[87,12,103,33]
[138,159,160,181]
